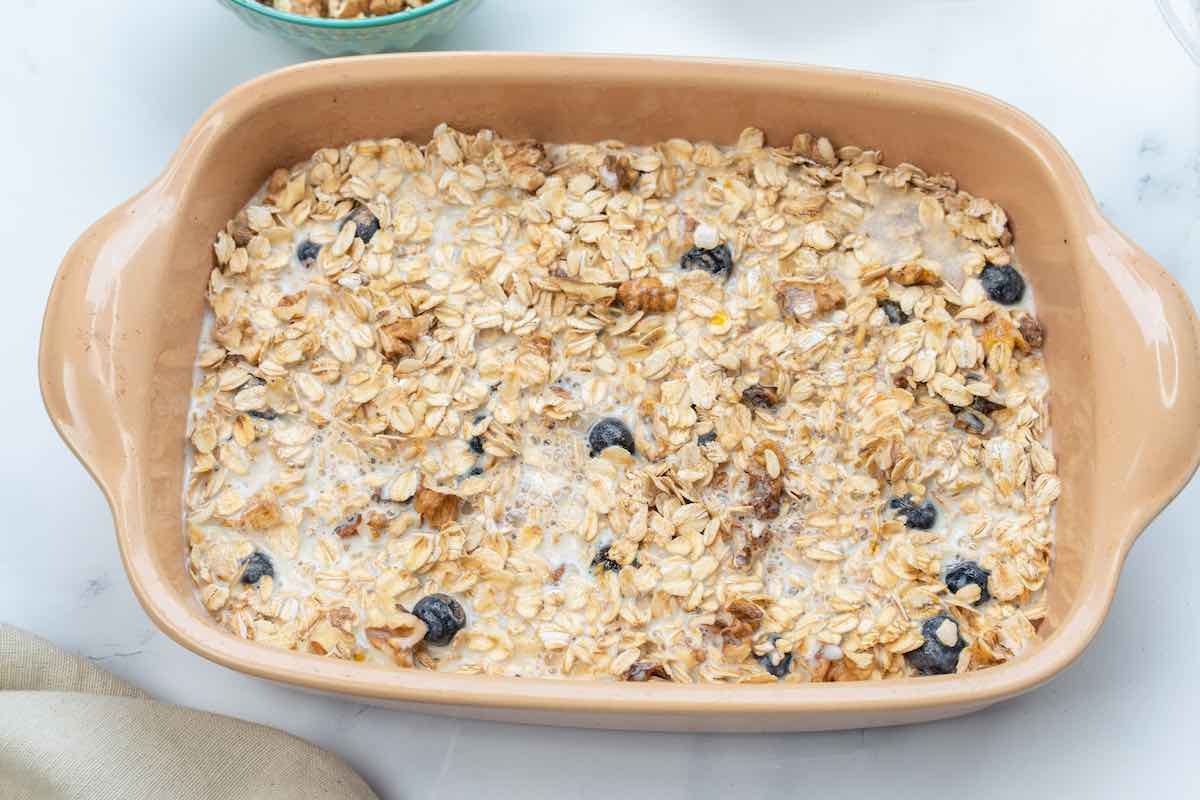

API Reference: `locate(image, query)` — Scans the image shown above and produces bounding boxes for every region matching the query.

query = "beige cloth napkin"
[0,625,378,800]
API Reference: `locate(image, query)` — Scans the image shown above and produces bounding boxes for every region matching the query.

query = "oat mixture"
[184,124,1058,683]
[259,0,432,19]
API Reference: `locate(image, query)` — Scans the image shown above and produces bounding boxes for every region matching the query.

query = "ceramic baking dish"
[39,54,1200,731]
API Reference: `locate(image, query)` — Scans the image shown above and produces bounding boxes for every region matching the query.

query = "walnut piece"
[1017,314,1044,349]
[622,661,671,682]
[617,277,678,313]
[414,487,460,528]
[892,262,943,287]
[813,281,846,312]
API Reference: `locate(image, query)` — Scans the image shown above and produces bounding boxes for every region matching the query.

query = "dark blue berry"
[980,264,1025,305]
[412,593,466,646]
[757,636,793,679]
[945,561,991,604]
[681,243,733,279]
[591,545,622,573]
[588,417,635,457]
[972,397,1004,415]
[467,466,485,477]
[346,205,380,243]
[954,409,993,436]
[296,240,321,269]
[905,615,966,675]
[889,495,937,529]
[697,431,717,446]
[879,299,909,324]
[468,435,485,454]
[246,408,278,420]
[240,552,274,585]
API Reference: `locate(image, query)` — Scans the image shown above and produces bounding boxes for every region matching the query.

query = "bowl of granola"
[40,54,1200,731]
[217,0,483,55]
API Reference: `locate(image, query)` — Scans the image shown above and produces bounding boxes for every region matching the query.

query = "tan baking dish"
[39,54,1200,731]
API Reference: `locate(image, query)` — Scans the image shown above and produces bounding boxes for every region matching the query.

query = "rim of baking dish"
[226,0,464,28]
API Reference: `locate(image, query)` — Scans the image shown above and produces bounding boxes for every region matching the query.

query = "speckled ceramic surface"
[216,0,482,55]
[39,54,1200,731]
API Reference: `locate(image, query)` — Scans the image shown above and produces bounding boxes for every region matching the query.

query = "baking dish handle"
[38,184,173,504]
[1090,217,1200,548]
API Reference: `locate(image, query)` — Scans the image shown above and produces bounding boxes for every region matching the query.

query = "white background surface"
[3,1,1198,797]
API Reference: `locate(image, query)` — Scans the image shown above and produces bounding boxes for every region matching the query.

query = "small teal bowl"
[217,0,483,56]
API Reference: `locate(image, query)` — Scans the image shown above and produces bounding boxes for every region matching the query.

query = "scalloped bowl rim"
[224,0,467,28]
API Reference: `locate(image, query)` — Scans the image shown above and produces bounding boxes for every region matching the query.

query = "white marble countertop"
[4,1,1198,797]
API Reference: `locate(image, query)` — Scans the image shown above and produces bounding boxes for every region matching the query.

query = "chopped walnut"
[813,281,846,312]
[617,277,678,313]
[892,261,943,287]
[604,154,640,191]
[334,514,362,538]
[414,487,460,528]
[622,661,671,682]
[380,313,435,357]
[1018,313,1044,349]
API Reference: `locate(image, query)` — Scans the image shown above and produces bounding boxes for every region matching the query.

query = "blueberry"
[591,545,622,573]
[954,409,993,437]
[905,615,966,675]
[412,593,466,646]
[945,560,991,605]
[889,495,937,530]
[697,431,717,446]
[246,408,278,420]
[980,264,1025,305]
[588,417,635,457]
[757,636,793,679]
[681,243,733,279]
[467,466,485,477]
[296,240,321,269]
[346,204,380,243]
[879,299,909,325]
[468,435,485,455]
[240,551,274,585]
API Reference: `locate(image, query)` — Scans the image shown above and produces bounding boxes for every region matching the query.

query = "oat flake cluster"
[184,123,1059,683]
[259,0,432,19]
